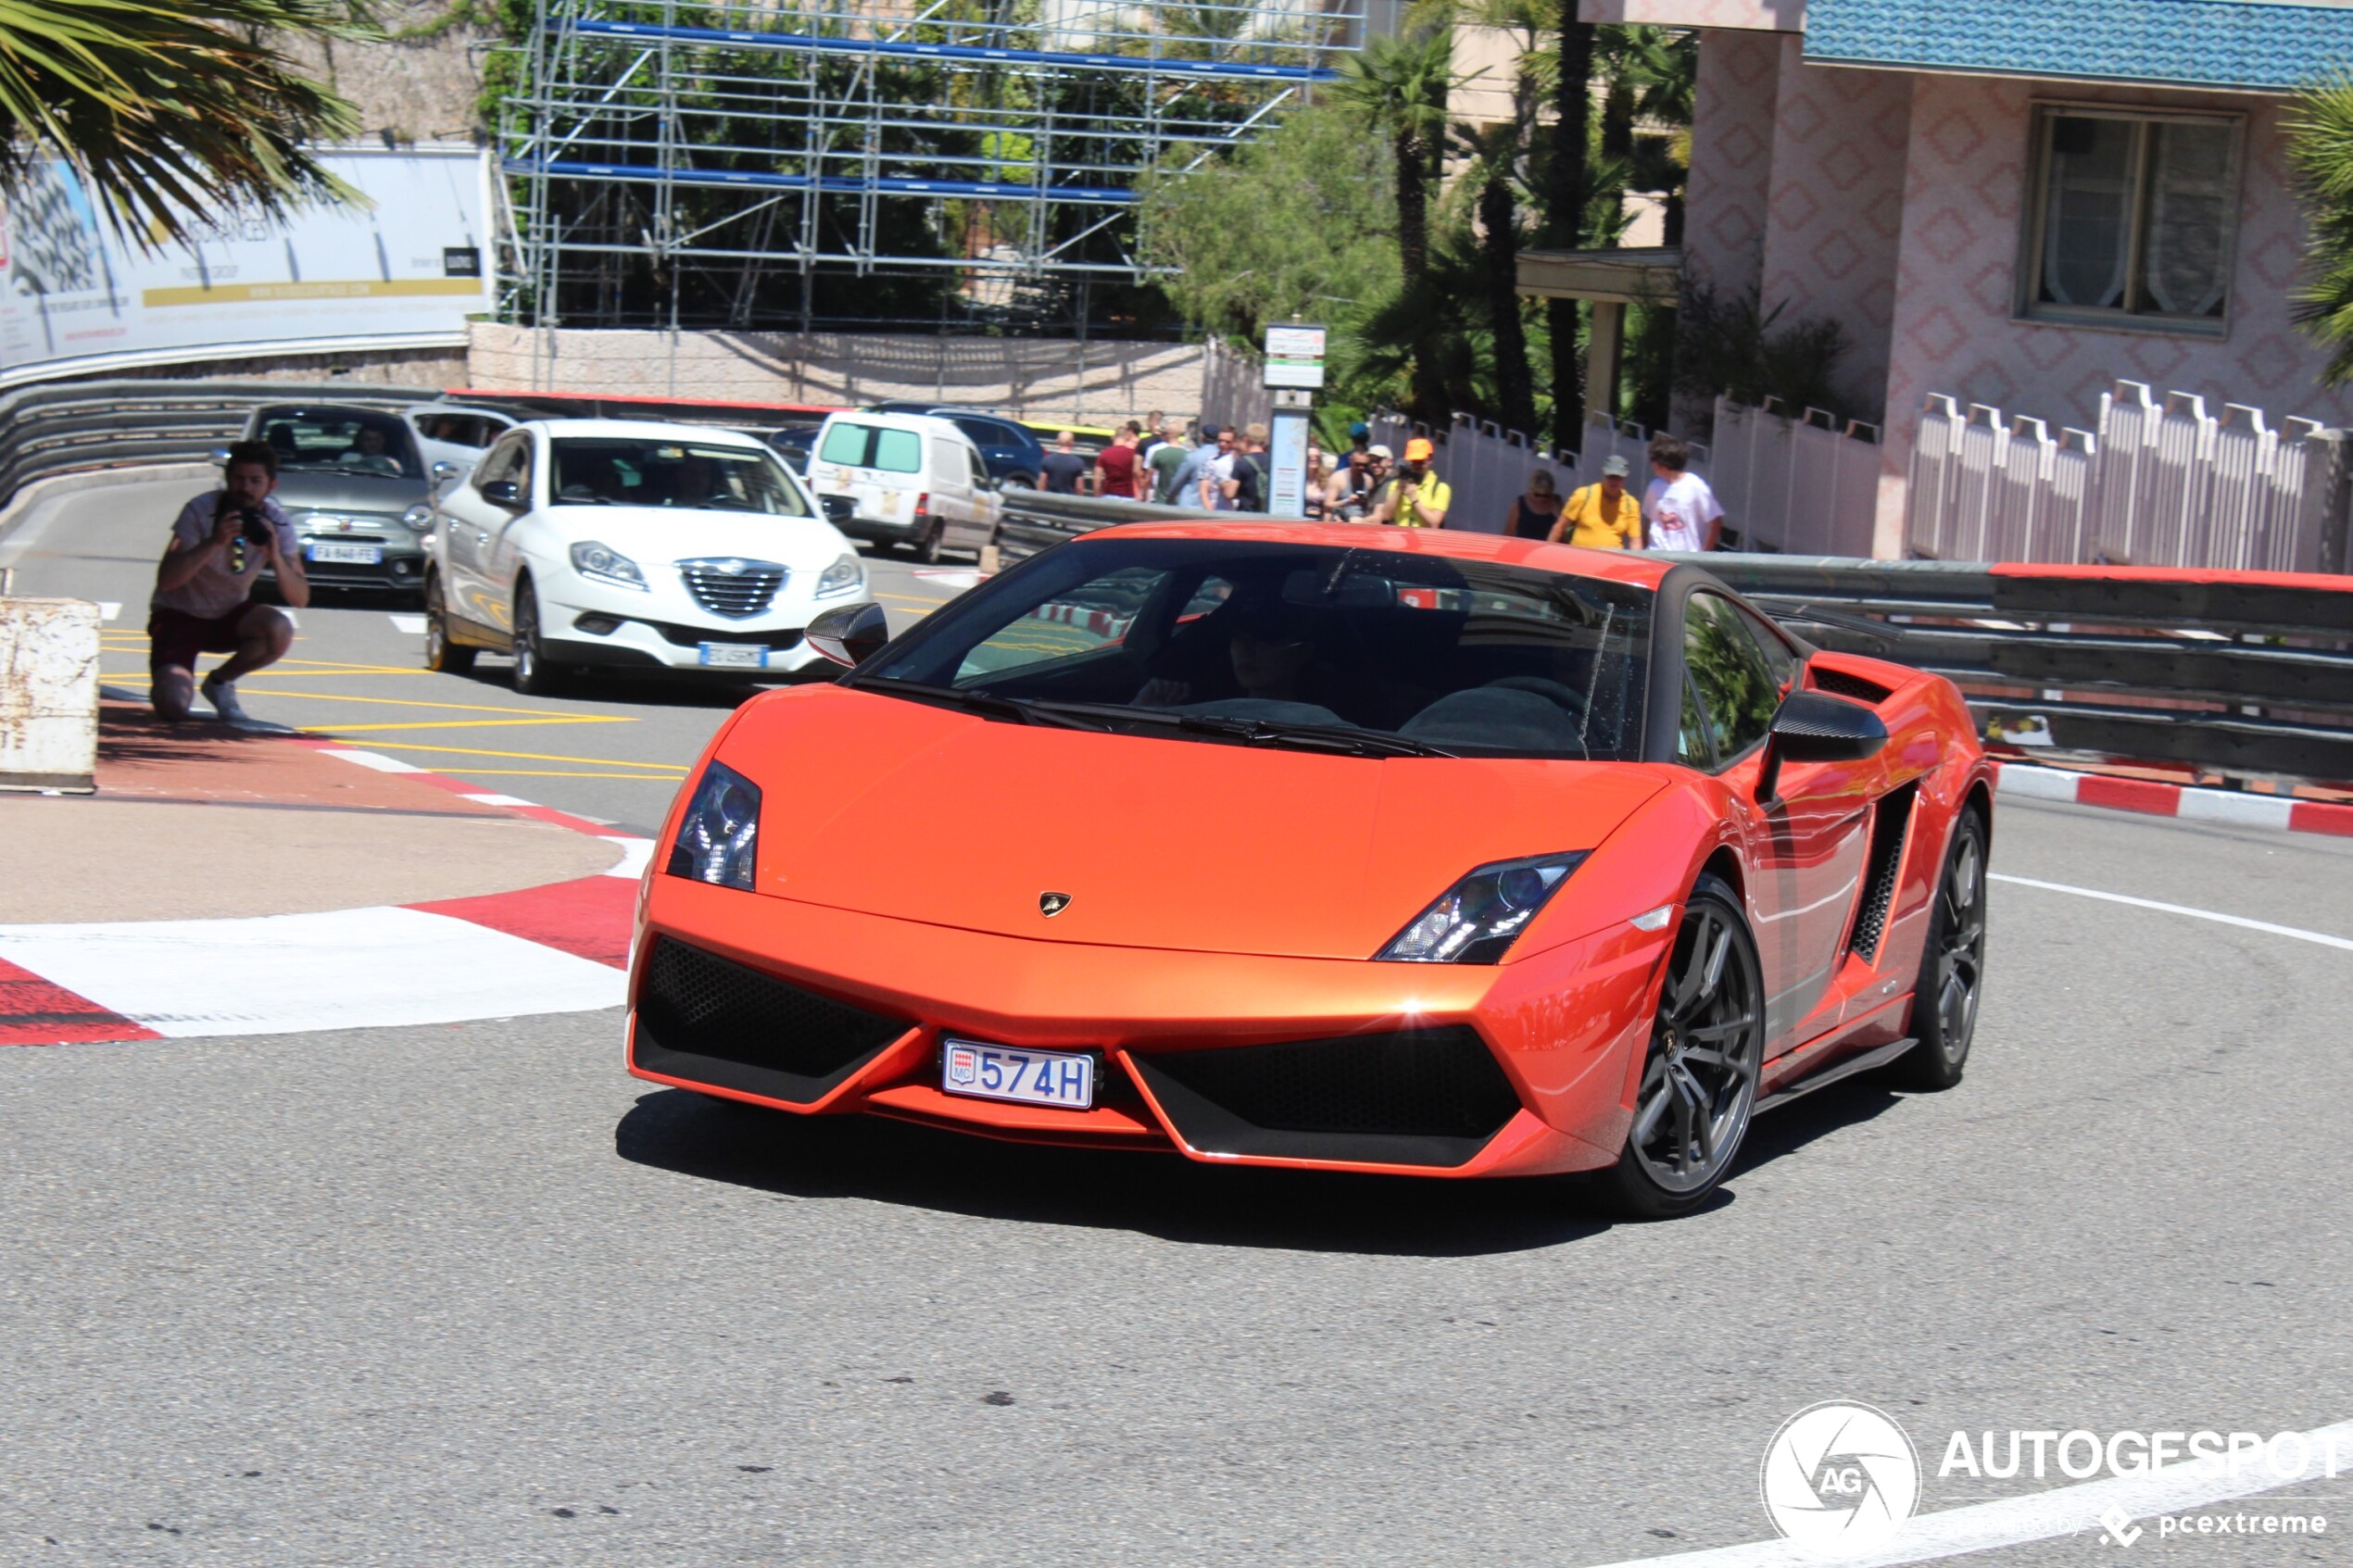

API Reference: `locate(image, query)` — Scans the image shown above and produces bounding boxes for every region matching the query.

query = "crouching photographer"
[149,439,309,723]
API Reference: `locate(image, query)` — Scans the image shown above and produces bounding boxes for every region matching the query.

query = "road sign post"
[1263,323,1325,519]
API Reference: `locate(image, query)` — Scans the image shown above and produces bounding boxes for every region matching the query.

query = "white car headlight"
[570,541,648,591]
[814,552,864,598]
[666,760,760,891]
[400,504,434,533]
[1376,852,1589,964]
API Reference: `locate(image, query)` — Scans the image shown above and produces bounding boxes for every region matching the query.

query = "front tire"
[1890,808,1988,1092]
[422,573,476,674]
[1597,873,1765,1220]
[510,580,565,696]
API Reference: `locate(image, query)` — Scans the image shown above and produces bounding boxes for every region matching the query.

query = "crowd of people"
[1035,415,1728,550]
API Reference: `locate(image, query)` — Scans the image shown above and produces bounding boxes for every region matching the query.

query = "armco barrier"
[0,380,447,508]
[989,493,2353,784]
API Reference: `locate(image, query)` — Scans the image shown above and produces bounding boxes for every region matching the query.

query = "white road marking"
[388,613,427,633]
[0,907,623,1037]
[1990,873,2353,953]
[598,835,656,879]
[2174,789,2295,830]
[461,792,537,808]
[96,601,120,621]
[1578,1417,2353,1568]
[323,748,426,774]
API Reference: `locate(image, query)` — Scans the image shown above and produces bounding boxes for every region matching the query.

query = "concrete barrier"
[0,596,100,793]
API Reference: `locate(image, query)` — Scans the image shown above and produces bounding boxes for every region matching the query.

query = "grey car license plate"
[698,643,766,669]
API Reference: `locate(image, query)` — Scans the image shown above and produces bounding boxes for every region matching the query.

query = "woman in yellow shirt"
[1545,454,1644,549]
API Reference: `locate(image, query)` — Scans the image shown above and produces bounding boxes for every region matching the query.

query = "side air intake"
[1848,782,1919,963]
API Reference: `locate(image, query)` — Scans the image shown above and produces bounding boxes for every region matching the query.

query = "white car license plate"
[941,1040,1094,1110]
[698,643,767,669]
[308,543,383,564]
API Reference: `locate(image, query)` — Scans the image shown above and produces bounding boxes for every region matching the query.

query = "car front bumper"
[628,877,1670,1177]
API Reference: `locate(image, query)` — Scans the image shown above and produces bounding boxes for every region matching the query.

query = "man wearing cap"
[1548,455,1645,550]
[1371,436,1452,528]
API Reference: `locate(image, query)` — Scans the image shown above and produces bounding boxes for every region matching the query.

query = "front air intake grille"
[1131,1027,1522,1169]
[679,558,786,619]
[633,937,910,1103]
[1810,665,1892,705]
[1847,782,1919,963]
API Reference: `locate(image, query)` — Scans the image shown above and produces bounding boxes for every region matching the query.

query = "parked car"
[405,402,522,486]
[228,403,434,597]
[864,403,1044,489]
[808,410,1000,563]
[758,424,821,476]
[422,420,868,694]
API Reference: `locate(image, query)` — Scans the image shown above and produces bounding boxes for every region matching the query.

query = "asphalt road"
[1,473,978,834]
[4,473,2350,1565]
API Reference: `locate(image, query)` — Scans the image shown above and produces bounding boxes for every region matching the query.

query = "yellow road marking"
[875,591,953,604]
[333,740,688,770]
[231,688,611,716]
[426,769,694,780]
[303,716,634,734]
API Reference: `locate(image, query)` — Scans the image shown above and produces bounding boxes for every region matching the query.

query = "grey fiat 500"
[228,404,435,598]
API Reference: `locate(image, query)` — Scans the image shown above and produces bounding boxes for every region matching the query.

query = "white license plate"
[308,543,383,564]
[698,643,767,669]
[941,1040,1094,1110]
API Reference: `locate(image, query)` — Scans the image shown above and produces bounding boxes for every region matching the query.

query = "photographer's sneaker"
[199,671,249,724]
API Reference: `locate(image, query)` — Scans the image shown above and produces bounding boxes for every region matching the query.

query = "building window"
[2020,106,2242,333]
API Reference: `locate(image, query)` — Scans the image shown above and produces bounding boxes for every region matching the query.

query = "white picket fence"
[1906,382,2347,571]
[1366,409,1707,534]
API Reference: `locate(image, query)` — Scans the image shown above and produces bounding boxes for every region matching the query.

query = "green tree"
[0,0,369,248]
[1137,101,1397,345]
[1457,119,1537,434]
[2288,75,2353,386]
[1333,30,1455,285]
[1541,6,1596,445]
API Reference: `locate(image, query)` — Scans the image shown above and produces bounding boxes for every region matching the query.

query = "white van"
[808,411,1000,563]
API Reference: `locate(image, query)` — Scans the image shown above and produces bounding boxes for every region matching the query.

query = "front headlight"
[814,552,864,598]
[400,504,434,533]
[1376,852,1589,964]
[665,760,760,891]
[570,540,648,591]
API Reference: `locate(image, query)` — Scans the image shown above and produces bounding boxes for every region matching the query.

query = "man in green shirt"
[1147,420,1189,503]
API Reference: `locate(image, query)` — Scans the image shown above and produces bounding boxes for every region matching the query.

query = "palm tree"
[2289,76,2353,385]
[0,0,369,250]
[1543,6,1595,445]
[1456,119,1537,434]
[1334,30,1455,284]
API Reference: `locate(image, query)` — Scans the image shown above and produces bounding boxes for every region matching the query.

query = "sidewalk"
[0,700,651,1046]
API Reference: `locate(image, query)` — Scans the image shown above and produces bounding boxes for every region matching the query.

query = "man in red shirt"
[1094,420,1144,500]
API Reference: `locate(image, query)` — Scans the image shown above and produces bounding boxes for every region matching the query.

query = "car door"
[1680,589,1875,1049]
[442,431,525,629]
[929,434,975,545]
[963,443,1000,548]
[484,429,543,622]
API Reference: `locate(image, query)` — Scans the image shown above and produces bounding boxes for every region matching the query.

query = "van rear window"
[818,421,923,473]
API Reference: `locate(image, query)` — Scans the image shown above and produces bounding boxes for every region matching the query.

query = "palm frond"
[0,0,373,250]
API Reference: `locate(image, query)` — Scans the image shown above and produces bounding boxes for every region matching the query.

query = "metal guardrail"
[993,492,2353,784]
[0,380,447,508]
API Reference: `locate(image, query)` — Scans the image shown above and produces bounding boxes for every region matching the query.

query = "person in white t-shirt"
[1642,433,1725,552]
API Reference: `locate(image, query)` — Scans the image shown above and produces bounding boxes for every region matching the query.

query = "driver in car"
[1137,591,1328,709]
[338,424,398,473]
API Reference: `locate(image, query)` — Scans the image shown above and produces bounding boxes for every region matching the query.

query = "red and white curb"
[1995,760,2353,836]
[0,746,657,1047]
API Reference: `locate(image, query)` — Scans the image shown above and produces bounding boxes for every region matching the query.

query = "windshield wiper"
[855,679,1102,730]
[1022,703,1455,759]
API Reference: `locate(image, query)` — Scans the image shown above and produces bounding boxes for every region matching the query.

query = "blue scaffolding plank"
[569,17,1339,82]
[511,157,1140,204]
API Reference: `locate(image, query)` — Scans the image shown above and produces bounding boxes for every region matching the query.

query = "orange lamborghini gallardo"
[627,523,1992,1216]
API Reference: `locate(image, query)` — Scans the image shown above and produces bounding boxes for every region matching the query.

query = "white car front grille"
[679,558,786,619]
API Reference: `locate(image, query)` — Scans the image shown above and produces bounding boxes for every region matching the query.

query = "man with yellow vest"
[1546,454,1645,549]
[1370,436,1453,528]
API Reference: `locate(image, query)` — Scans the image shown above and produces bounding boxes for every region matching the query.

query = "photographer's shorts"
[148,604,260,673]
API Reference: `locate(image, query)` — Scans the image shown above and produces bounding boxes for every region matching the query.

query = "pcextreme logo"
[1760,1401,1923,1554]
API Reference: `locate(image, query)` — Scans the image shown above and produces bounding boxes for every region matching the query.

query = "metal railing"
[0,380,447,510]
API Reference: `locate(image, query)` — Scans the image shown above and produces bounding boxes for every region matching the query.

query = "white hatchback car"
[423,420,868,693]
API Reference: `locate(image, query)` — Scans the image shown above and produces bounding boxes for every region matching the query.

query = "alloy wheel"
[1932,829,1986,1057]
[1629,896,1761,1196]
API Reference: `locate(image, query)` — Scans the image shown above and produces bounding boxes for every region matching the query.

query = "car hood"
[719,686,1668,960]
[272,470,428,513]
[544,506,852,568]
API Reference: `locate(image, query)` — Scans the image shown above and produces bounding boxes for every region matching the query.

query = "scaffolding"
[498,0,1367,337]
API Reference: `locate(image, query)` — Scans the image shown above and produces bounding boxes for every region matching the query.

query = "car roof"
[820,410,977,444]
[1074,520,1678,589]
[520,418,771,448]
[406,403,516,420]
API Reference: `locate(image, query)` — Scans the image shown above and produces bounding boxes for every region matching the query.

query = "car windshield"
[254,407,422,479]
[852,538,1654,760]
[547,437,812,515]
